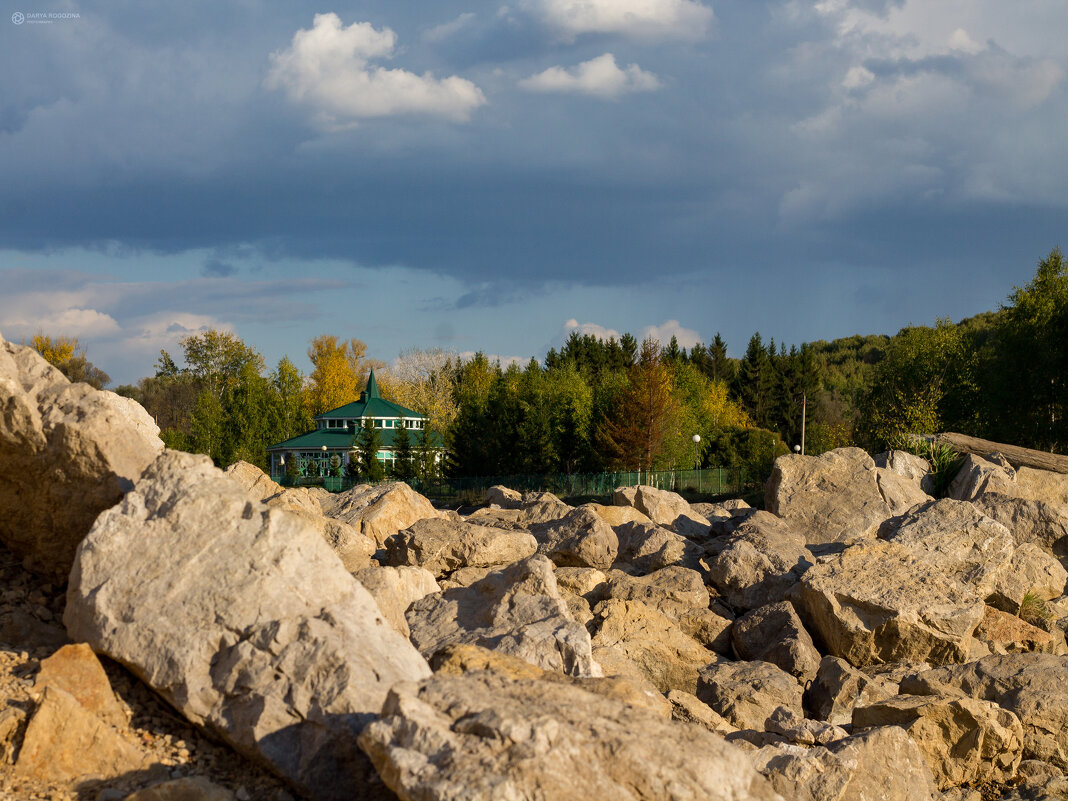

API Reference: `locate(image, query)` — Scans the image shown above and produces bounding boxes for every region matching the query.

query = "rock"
[328,481,442,548]
[439,565,495,588]
[516,492,572,526]
[667,689,737,735]
[406,554,600,677]
[793,539,985,666]
[697,660,804,730]
[586,503,653,529]
[804,656,897,726]
[553,566,608,603]
[0,336,163,577]
[355,566,440,638]
[463,507,523,530]
[1000,543,1068,608]
[531,506,619,569]
[948,453,1017,502]
[358,671,784,801]
[431,643,670,718]
[853,694,1024,789]
[484,485,522,509]
[123,777,236,801]
[305,513,377,573]
[876,467,932,515]
[613,485,712,535]
[1014,467,1068,507]
[15,686,148,782]
[874,450,936,494]
[707,512,812,613]
[731,602,821,684]
[765,448,898,544]
[223,461,284,501]
[972,493,1068,562]
[899,653,1068,769]
[763,706,848,746]
[0,706,27,764]
[384,516,537,578]
[64,450,431,801]
[613,521,701,573]
[589,598,718,693]
[752,725,939,801]
[34,642,128,729]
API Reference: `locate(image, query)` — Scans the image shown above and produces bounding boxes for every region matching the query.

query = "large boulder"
[707,512,812,612]
[804,656,896,726]
[874,450,935,494]
[947,453,1018,502]
[484,485,522,509]
[64,450,431,801]
[531,506,619,569]
[972,493,1068,566]
[752,725,939,801]
[731,602,821,684]
[613,521,701,573]
[613,485,711,535]
[358,671,784,801]
[793,540,986,666]
[853,695,1024,789]
[516,492,572,526]
[973,605,1065,655]
[697,660,805,730]
[899,653,1068,769]
[589,598,718,693]
[0,336,163,576]
[384,516,537,578]
[355,565,440,638]
[766,448,924,544]
[328,481,442,548]
[406,554,600,677]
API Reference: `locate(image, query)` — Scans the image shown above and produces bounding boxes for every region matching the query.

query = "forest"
[26,248,1068,482]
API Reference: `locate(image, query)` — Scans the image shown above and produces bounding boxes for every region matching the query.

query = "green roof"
[267,427,443,451]
[315,369,424,421]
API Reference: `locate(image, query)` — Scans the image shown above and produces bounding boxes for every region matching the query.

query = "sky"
[2,0,1066,385]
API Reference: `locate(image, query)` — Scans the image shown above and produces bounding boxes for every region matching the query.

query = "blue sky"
[2,0,1066,384]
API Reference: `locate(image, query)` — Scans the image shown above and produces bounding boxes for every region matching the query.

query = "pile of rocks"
[2,330,1068,801]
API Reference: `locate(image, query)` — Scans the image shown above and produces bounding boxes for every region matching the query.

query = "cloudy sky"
[2,0,1066,384]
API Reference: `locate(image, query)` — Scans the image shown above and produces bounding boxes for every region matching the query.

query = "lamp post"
[691,434,701,470]
[794,444,801,454]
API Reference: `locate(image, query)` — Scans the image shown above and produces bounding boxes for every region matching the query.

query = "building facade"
[266,371,440,479]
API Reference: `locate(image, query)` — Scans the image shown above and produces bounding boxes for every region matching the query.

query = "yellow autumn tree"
[304,335,382,416]
[376,348,458,435]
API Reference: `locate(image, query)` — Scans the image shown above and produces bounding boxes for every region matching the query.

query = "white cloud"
[266,13,487,128]
[561,318,622,341]
[527,0,713,41]
[948,28,982,54]
[641,319,701,349]
[520,53,661,99]
[0,307,121,341]
[423,12,477,42]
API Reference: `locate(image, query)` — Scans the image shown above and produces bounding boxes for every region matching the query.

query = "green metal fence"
[277,467,755,506]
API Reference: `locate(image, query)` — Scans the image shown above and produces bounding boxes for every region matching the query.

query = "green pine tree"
[392,417,415,481]
[357,419,385,482]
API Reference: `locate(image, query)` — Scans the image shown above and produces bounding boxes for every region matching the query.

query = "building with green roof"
[266,370,441,479]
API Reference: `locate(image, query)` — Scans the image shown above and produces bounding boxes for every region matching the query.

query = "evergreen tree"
[392,417,415,480]
[357,419,385,482]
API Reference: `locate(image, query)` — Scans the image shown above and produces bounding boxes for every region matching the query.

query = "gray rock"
[613,484,711,536]
[355,565,440,638]
[972,493,1068,562]
[613,521,701,573]
[707,512,812,613]
[406,554,600,677]
[948,453,1017,502]
[64,450,431,801]
[0,336,163,577]
[531,506,619,569]
[697,660,805,730]
[358,671,784,801]
[804,656,896,726]
[516,492,572,526]
[874,450,936,494]
[384,516,537,577]
[765,448,897,544]
[793,539,985,666]
[328,481,442,548]
[732,602,821,684]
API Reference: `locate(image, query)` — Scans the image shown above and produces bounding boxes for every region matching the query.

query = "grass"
[1019,591,1054,629]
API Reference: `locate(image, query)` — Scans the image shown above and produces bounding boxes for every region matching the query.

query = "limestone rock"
[223,460,283,501]
[973,606,1064,655]
[707,512,812,612]
[853,694,1024,789]
[123,777,235,801]
[552,566,608,603]
[731,602,821,684]
[484,485,522,509]
[667,689,737,735]
[900,654,1068,769]
[613,521,701,573]
[463,507,523,530]
[15,686,148,782]
[613,484,711,535]
[0,336,163,577]
[763,706,848,746]
[516,492,572,526]
[972,493,1068,561]
[793,539,985,666]
[34,642,128,730]
[1014,466,1068,507]
[64,450,431,801]
[876,467,932,515]
[697,660,804,730]
[804,656,896,726]
[328,481,442,548]
[531,506,619,569]
[586,503,652,529]
[589,598,717,693]
[948,453,1018,502]
[358,671,784,801]
[406,554,600,677]
[874,450,936,494]
[384,516,537,577]
[765,448,896,544]
[752,725,939,801]
[355,566,440,638]
[0,706,27,765]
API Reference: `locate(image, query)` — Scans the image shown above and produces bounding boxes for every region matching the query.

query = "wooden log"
[934,432,1068,475]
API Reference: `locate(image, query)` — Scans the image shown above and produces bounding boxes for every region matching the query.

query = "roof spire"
[365,369,380,399]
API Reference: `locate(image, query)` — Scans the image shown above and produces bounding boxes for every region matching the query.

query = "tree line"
[25,248,1068,479]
